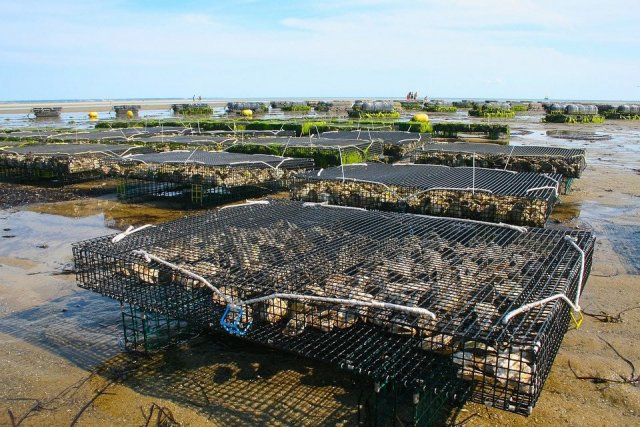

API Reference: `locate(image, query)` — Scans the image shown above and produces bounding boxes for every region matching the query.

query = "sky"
[0,0,639,101]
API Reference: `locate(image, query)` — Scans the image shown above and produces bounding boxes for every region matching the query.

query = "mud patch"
[0,180,117,209]
[93,336,367,426]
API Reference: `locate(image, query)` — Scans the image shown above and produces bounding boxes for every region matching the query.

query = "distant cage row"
[0,133,585,227]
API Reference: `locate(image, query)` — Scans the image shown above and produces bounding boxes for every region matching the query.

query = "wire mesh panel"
[120,302,194,352]
[109,151,314,205]
[73,200,595,415]
[0,143,150,182]
[291,163,561,227]
[318,131,431,160]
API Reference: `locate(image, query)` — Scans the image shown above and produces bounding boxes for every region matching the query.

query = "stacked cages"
[225,137,384,168]
[0,143,150,183]
[120,302,195,352]
[412,143,586,194]
[291,164,561,227]
[318,131,431,161]
[108,151,314,205]
[73,200,595,416]
[0,128,190,145]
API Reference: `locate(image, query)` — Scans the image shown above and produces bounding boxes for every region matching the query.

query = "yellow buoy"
[126,110,134,118]
[412,113,429,122]
[88,111,98,119]
[241,109,253,118]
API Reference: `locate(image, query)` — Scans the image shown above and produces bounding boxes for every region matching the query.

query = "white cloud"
[0,0,638,100]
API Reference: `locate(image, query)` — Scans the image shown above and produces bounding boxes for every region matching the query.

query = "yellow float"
[412,113,429,122]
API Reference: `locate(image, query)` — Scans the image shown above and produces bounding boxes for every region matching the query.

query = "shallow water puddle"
[0,292,121,369]
[27,198,189,230]
[601,224,640,274]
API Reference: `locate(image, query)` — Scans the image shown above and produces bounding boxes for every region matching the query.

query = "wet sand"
[0,118,639,425]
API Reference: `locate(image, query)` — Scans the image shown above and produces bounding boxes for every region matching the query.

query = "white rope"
[302,201,367,211]
[133,250,232,304]
[111,224,155,243]
[565,235,586,302]
[501,293,580,324]
[241,293,437,319]
[472,152,476,195]
[502,235,585,324]
[227,159,291,170]
[219,200,270,210]
[408,186,494,195]
[504,145,516,170]
[525,186,559,197]
[131,249,437,320]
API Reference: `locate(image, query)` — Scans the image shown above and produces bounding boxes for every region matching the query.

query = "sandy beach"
[0,117,638,425]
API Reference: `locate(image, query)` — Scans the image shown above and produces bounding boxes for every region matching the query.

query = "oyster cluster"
[292,180,552,226]
[112,162,302,187]
[414,152,585,178]
[0,152,103,175]
[452,341,535,394]
[114,220,549,398]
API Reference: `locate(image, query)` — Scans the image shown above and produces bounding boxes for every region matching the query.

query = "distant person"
[407,92,412,100]
[414,91,418,100]
[198,96,202,101]
[192,94,196,101]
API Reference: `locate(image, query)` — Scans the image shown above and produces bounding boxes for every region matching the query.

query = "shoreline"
[0,99,230,114]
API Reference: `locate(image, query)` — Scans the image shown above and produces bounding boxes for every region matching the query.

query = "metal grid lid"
[122,150,314,168]
[79,199,594,346]
[2,143,142,156]
[299,163,562,198]
[417,143,585,159]
[319,131,428,144]
[231,137,381,149]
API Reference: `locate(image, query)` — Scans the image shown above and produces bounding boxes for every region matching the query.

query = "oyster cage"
[120,302,195,352]
[73,200,595,415]
[413,143,586,193]
[317,131,431,161]
[0,143,150,183]
[291,163,561,227]
[108,151,314,205]
[225,137,384,168]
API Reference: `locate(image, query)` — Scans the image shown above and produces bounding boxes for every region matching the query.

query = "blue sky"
[1,0,639,101]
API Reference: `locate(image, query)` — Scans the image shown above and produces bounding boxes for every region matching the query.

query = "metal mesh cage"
[109,151,314,205]
[413,143,586,179]
[226,137,384,167]
[0,143,150,182]
[73,200,595,415]
[0,128,296,146]
[120,302,194,352]
[318,131,431,160]
[291,163,561,226]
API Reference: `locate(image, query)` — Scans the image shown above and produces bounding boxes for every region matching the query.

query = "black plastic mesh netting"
[413,143,586,178]
[73,200,595,415]
[291,163,561,226]
[109,151,314,204]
